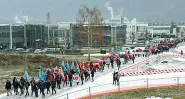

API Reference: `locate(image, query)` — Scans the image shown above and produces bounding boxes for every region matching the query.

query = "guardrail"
[52,76,185,99]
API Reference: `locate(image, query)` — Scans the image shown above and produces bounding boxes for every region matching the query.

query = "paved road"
[0,55,149,99]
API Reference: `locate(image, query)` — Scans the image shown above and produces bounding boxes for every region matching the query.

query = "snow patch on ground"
[173,58,185,61]
[175,45,185,52]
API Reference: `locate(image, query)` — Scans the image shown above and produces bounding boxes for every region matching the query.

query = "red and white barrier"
[118,56,157,73]
[158,54,185,57]
[119,68,185,76]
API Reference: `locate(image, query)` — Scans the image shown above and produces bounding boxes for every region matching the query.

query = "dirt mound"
[0,54,60,70]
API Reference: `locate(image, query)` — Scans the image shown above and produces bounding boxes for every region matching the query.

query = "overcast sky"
[0,0,185,24]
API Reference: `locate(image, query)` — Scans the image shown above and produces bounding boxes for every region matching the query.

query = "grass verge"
[94,86,185,99]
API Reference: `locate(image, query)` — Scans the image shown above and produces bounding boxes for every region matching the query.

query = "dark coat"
[91,70,94,77]
[40,81,46,89]
[5,81,11,90]
[68,72,73,80]
[51,80,56,88]
[25,81,30,88]
[46,80,51,88]
[13,81,19,89]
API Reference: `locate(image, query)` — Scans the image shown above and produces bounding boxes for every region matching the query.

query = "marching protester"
[40,80,46,98]
[116,58,121,70]
[68,71,73,87]
[46,79,51,94]
[115,72,120,85]
[132,55,135,63]
[12,77,16,94]
[51,78,56,94]
[110,57,114,69]
[19,77,25,96]
[63,73,68,87]
[5,80,12,96]
[80,71,84,85]
[30,77,36,96]
[91,67,95,82]
[113,71,117,85]
[13,78,19,95]
[25,80,30,97]
[56,74,61,89]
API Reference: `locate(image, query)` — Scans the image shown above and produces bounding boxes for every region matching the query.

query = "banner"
[67,74,80,83]
[130,52,147,55]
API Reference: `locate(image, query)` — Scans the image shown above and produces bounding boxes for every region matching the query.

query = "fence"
[52,76,185,99]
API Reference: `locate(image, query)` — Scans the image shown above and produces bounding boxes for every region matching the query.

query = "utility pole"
[9,24,12,49]
[24,15,28,48]
[47,12,51,46]
[53,30,55,45]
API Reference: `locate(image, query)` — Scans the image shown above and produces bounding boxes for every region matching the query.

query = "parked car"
[34,49,42,53]
[15,48,25,51]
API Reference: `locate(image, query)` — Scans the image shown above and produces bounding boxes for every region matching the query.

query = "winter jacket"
[30,80,35,90]
[46,80,51,88]
[40,81,46,89]
[13,81,19,89]
[5,81,11,90]
[25,81,30,88]
[68,72,73,80]
[33,82,38,91]
[51,80,56,88]
[19,81,24,89]
[91,70,94,77]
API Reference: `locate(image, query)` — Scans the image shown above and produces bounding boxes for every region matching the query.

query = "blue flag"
[39,71,43,81]
[24,71,29,81]
[61,61,67,71]
[43,70,48,82]
[116,49,121,56]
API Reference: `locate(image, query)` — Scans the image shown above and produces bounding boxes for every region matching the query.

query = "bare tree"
[130,32,135,44]
[76,5,103,60]
[144,28,150,47]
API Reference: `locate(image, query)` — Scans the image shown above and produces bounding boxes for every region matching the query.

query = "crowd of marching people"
[4,39,182,98]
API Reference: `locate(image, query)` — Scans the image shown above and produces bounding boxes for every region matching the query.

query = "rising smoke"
[105,2,124,19]
[14,16,22,24]
[105,2,114,18]
[14,15,29,24]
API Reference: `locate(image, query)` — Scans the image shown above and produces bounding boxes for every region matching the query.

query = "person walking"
[113,71,116,85]
[37,80,42,94]
[116,72,120,85]
[46,79,51,94]
[25,80,30,97]
[106,58,110,69]
[110,58,114,69]
[51,78,56,94]
[13,79,19,95]
[68,71,73,87]
[80,72,84,85]
[19,77,25,96]
[102,59,106,71]
[116,58,121,70]
[63,74,68,87]
[30,78,35,96]
[12,77,16,94]
[40,80,46,98]
[84,70,89,82]
[5,80,12,96]
[132,55,135,63]
[91,68,95,82]
[56,74,61,89]
[34,81,38,97]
